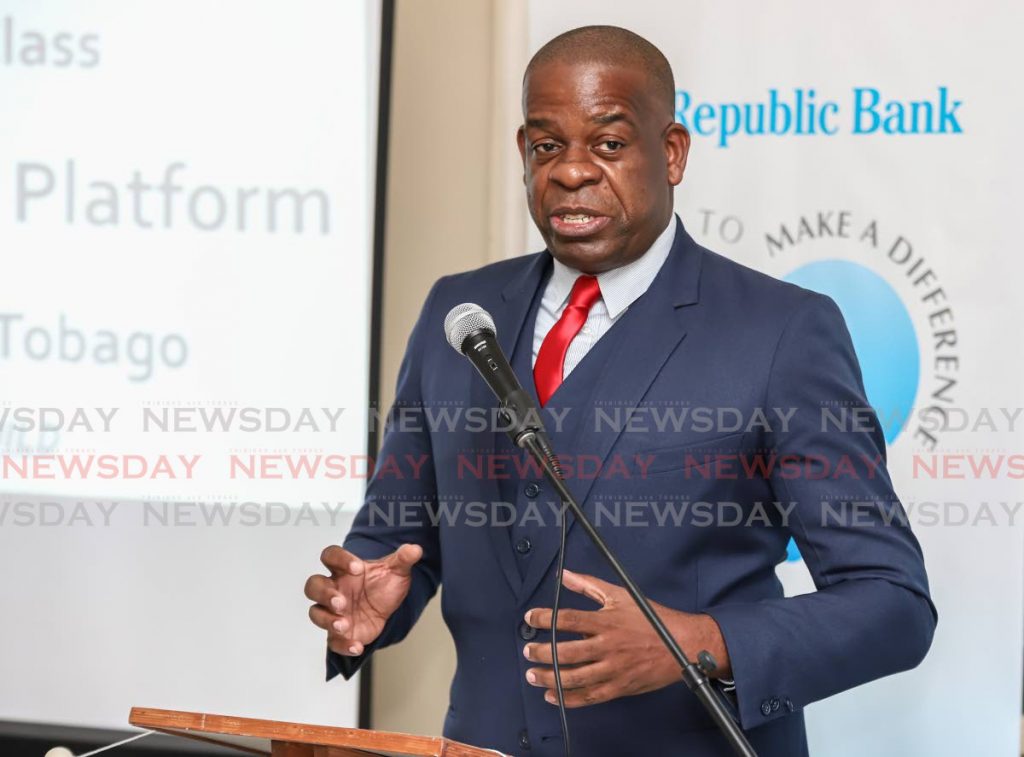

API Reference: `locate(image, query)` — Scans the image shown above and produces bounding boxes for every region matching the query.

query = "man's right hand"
[305,543,423,657]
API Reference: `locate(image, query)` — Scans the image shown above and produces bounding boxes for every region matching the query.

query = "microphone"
[443,303,552,450]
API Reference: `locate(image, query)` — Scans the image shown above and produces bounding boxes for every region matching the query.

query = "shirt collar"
[546,214,677,319]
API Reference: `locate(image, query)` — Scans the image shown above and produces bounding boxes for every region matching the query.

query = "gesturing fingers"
[523,638,599,666]
[304,574,346,613]
[309,604,365,657]
[545,684,621,708]
[525,660,615,691]
[560,569,617,607]
[525,606,604,635]
[385,543,423,576]
[308,603,347,634]
[307,574,359,654]
[320,545,365,578]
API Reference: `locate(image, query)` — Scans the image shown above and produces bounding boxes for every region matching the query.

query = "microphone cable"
[539,442,573,757]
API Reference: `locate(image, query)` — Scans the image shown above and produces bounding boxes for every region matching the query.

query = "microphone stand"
[517,429,758,757]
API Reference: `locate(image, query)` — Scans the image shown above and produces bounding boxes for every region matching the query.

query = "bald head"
[524,26,675,119]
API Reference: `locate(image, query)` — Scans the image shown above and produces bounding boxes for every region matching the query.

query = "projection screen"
[0,0,383,732]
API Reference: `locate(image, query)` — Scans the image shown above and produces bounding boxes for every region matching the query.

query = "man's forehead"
[524,59,650,95]
[524,102,640,132]
[522,61,654,121]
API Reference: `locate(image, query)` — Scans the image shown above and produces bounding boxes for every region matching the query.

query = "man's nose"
[548,145,602,190]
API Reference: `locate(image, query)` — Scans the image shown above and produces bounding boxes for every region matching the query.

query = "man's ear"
[664,122,690,186]
[516,126,528,183]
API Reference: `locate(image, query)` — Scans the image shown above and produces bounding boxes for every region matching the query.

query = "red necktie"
[534,275,602,406]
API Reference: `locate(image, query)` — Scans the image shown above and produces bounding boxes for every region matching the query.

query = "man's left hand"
[523,568,731,707]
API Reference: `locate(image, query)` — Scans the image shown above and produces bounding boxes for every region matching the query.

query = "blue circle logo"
[781,260,919,561]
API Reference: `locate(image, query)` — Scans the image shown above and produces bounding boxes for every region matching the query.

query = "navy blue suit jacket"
[328,219,936,756]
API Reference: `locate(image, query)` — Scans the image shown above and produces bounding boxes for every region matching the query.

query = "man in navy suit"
[304,25,935,756]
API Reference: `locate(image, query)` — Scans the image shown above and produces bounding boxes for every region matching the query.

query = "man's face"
[517,60,689,274]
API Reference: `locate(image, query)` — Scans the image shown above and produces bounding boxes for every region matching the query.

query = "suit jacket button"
[770,697,781,712]
[515,537,532,554]
[760,700,772,717]
[525,483,541,498]
[519,621,538,641]
[785,697,795,713]
[518,729,531,750]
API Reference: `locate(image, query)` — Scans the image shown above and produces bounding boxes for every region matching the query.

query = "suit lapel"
[518,219,705,602]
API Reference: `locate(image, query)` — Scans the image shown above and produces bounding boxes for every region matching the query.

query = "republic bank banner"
[526,2,1024,755]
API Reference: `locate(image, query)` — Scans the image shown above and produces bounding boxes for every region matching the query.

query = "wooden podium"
[129,708,508,757]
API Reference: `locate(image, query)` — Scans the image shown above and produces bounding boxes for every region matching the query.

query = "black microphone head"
[444,303,496,354]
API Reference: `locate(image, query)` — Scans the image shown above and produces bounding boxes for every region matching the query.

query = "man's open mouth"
[549,210,610,237]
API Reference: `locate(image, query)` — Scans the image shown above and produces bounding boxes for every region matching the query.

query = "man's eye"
[533,142,558,154]
[599,140,624,152]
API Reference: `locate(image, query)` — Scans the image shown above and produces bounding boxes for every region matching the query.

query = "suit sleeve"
[704,292,937,729]
[326,279,445,681]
